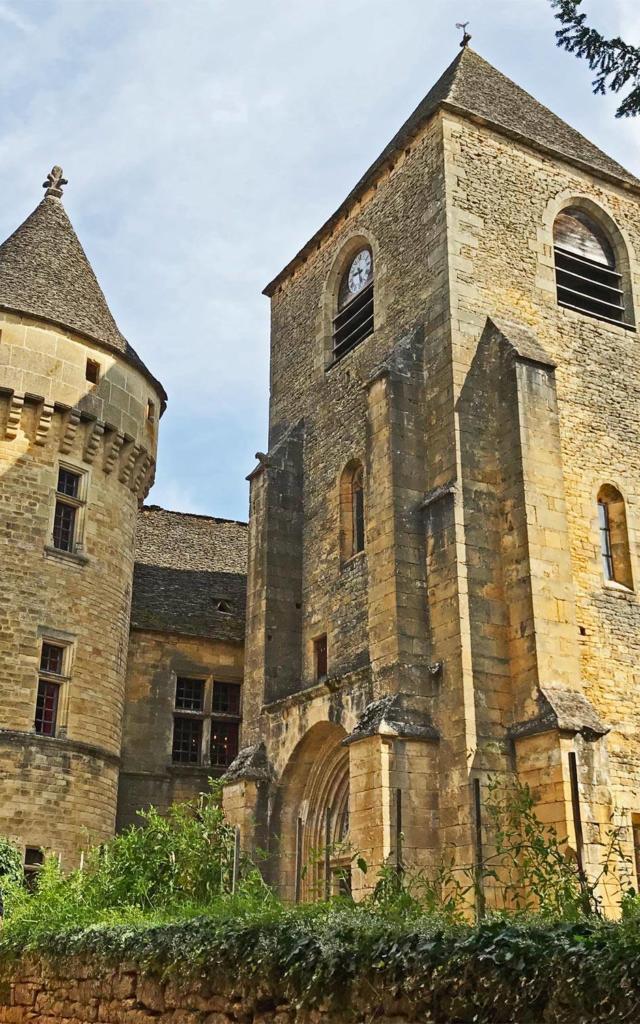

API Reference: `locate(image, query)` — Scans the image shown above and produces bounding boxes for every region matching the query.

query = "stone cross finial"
[456,21,472,48]
[42,166,68,199]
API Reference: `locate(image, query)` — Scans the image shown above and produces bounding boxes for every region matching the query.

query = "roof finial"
[42,166,68,199]
[456,21,471,48]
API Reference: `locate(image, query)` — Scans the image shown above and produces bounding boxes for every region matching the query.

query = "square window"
[314,635,328,682]
[210,720,239,767]
[175,677,205,712]
[57,468,81,498]
[40,642,64,675]
[85,358,100,384]
[172,716,202,764]
[212,681,241,716]
[35,680,60,736]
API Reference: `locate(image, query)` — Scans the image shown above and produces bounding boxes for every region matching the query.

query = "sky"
[0,0,638,522]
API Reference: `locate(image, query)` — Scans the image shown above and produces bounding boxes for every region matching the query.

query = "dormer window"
[332,248,374,360]
[554,208,626,328]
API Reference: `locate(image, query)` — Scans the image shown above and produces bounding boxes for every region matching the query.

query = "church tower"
[224,48,640,908]
[0,169,165,868]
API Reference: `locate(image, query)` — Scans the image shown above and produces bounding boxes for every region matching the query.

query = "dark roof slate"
[131,505,248,642]
[264,48,639,295]
[0,195,166,402]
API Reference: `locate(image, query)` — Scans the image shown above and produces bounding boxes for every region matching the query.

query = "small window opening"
[23,848,45,891]
[332,247,374,360]
[175,677,205,712]
[146,400,155,422]
[210,720,239,767]
[352,465,365,555]
[52,467,84,553]
[597,485,633,589]
[212,681,241,716]
[85,358,100,384]
[213,599,232,614]
[35,641,66,736]
[340,460,365,562]
[171,716,202,764]
[172,677,205,763]
[554,208,626,327]
[314,634,328,682]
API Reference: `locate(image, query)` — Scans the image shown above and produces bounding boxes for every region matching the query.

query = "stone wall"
[0,311,162,868]
[0,959,417,1024]
[118,630,244,829]
[227,90,640,908]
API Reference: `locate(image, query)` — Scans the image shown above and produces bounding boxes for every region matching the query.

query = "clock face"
[347,249,372,295]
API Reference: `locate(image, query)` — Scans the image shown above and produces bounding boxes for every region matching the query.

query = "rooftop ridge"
[263,47,639,297]
[141,504,248,528]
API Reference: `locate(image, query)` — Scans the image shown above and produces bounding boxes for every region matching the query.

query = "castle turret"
[0,168,166,869]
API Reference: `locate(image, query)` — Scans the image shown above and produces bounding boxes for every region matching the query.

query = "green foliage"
[550,0,640,117]
[0,782,271,950]
[0,780,638,1021]
[0,838,21,888]
[482,777,589,918]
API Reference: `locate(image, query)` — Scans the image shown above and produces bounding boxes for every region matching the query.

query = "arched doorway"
[271,721,351,901]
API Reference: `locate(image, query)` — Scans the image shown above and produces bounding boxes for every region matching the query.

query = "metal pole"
[396,788,403,876]
[231,825,241,894]
[324,808,332,901]
[568,752,585,875]
[473,777,486,918]
[294,816,304,903]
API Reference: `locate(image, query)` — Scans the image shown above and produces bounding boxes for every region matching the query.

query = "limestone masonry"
[2,48,640,909]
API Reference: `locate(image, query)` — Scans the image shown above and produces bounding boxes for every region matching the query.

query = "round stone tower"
[0,168,166,868]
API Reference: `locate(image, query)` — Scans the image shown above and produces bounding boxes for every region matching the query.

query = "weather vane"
[456,21,471,48]
[43,166,68,199]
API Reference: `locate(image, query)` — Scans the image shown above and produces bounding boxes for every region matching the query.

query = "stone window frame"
[170,672,242,770]
[34,628,75,739]
[538,192,638,332]
[319,230,385,373]
[46,460,90,561]
[596,482,634,592]
[339,458,366,565]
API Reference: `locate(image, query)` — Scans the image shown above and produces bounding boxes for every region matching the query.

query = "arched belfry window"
[598,484,633,589]
[340,460,365,561]
[332,247,374,360]
[554,208,626,327]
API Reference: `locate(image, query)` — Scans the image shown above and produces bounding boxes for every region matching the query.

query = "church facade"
[2,48,640,908]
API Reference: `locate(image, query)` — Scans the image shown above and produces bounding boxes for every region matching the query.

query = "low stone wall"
[0,958,414,1024]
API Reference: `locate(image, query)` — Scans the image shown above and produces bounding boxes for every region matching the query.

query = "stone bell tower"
[0,168,166,868]
[224,47,640,909]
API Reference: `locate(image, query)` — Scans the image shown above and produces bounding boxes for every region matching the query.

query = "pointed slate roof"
[0,193,166,402]
[264,47,639,295]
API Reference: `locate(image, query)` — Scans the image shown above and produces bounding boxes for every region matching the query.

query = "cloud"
[0,0,637,520]
[0,1,32,33]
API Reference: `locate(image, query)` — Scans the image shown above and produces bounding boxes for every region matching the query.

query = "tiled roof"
[0,195,166,403]
[131,505,248,643]
[264,47,639,296]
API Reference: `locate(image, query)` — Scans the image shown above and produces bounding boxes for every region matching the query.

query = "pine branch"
[550,0,640,117]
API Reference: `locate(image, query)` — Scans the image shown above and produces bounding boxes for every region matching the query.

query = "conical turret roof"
[264,47,639,294]
[0,187,166,401]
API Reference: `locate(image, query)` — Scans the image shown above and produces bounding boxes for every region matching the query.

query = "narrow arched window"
[554,208,625,327]
[351,465,364,555]
[332,247,374,360]
[339,460,365,561]
[597,485,633,589]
